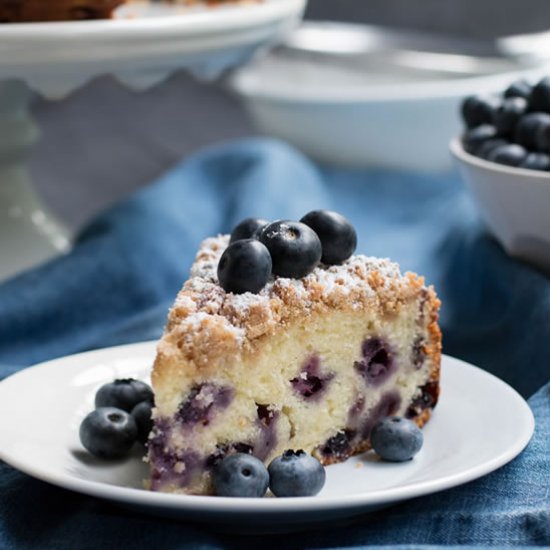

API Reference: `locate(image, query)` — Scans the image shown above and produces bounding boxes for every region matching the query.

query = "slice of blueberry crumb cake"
[147,211,441,495]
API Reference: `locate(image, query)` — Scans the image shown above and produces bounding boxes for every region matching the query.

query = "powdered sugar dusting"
[168,234,415,344]
[175,310,246,345]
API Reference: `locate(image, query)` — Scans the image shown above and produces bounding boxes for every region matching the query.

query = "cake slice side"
[148,236,441,495]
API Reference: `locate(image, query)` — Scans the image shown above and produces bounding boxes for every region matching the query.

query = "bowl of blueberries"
[231,21,550,172]
[451,76,550,272]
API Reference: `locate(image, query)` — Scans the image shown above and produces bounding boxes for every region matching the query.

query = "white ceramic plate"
[0,0,305,97]
[0,342,534,531]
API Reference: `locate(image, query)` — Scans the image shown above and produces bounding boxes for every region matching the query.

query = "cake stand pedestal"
[0,0,305,282]
[0,81,70,280]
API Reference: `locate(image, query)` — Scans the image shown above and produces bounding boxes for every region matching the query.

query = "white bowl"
[230,22,550,171]
[451,138,550,272]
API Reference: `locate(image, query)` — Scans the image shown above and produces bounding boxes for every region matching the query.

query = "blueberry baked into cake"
[148,211,441,495]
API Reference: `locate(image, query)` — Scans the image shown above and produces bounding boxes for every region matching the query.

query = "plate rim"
[0,342,535,516]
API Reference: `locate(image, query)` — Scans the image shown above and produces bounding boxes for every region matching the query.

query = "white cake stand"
[0,0,305,282]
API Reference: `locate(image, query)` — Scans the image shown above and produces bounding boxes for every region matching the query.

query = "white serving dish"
[0,0,306,96]
[0,0,306,283]
[229,22,550,171]
[451,138,550,272]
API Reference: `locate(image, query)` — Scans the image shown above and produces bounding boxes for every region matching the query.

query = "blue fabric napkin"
[0,139,549,549]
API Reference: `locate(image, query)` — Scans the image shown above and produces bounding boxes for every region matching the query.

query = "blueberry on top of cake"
[148,211,441,495]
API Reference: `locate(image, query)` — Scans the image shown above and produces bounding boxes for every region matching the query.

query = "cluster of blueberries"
[218,210,358,294]
[79,377,424,498]
[462,76,550,170]
[79,378,154,459]
[217,417,424,498]
[215,449,325,498]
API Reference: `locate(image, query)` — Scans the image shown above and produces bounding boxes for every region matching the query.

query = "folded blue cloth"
[0,139,548,548]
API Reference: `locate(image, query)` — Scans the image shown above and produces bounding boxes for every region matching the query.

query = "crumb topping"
[159,235,432,363]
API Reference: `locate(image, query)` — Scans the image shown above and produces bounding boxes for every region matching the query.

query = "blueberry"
[462,124,497,155]
[354,338,395,387]
[370,417,423,462]
[268,449,326,497]
[229,218,269,244]
[535,119,550,152]
[291,372,327,399]
[131,400,153,445]
[290,355,333,400]
[461,95,500,128]
[529,77,550,112]
[318,430,355,460]
[406,382,439,419]
[493,97,527,136]
[487,143,527,167]
[519,152,550,171]
[300,210,357,265]
[259,220,322,279]
[504,79,532,100]
[79,407,138,459]
[514,112,550,150]
[217,239,272,294]
[95,379,153,412]
[476,138,509,160]
[177,383,233,425]
[212,453,269,497]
